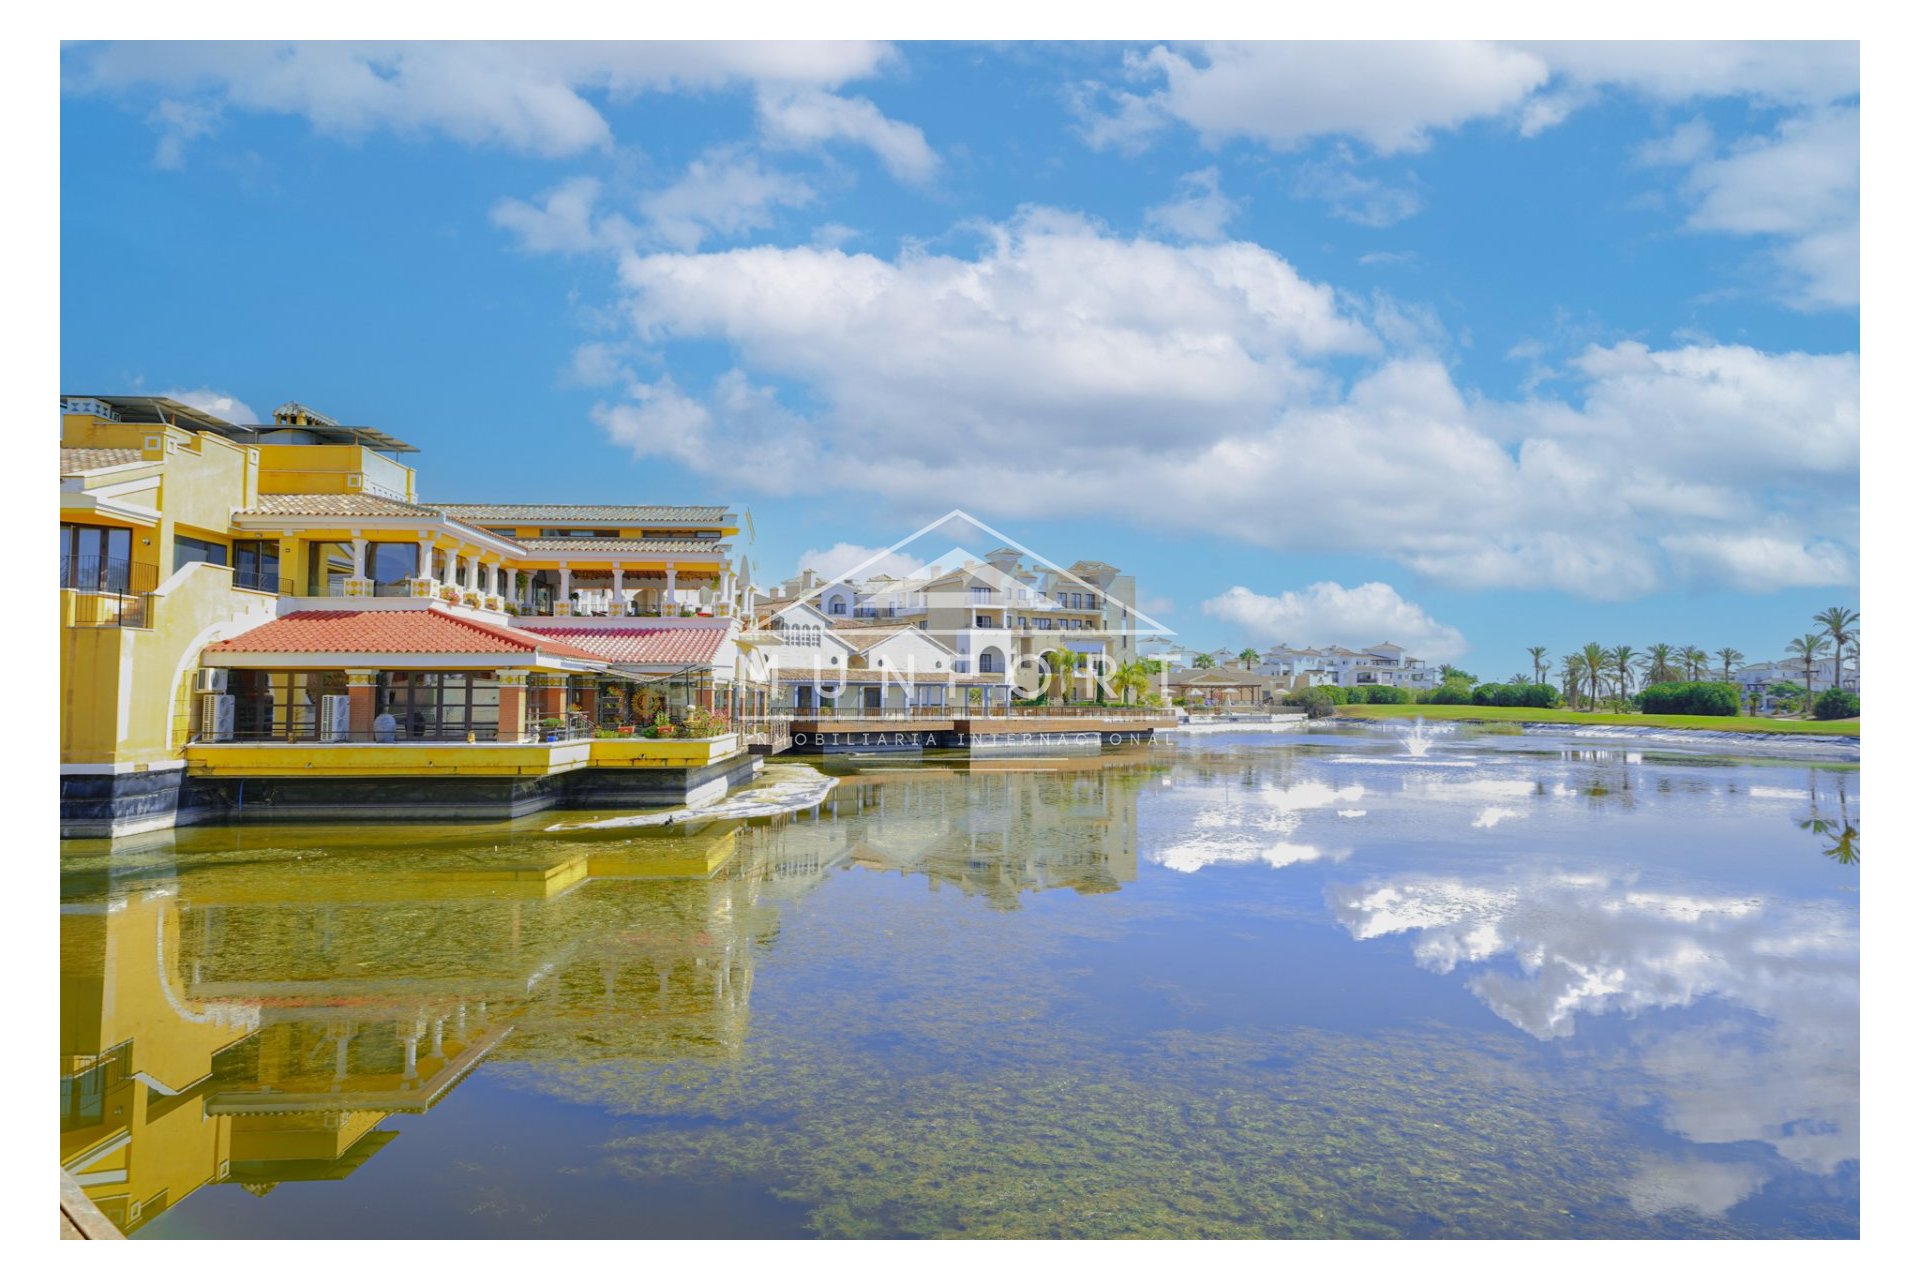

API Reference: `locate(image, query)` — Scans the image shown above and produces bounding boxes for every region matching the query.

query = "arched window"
[978,648,1004,674]
[829,598,847,615]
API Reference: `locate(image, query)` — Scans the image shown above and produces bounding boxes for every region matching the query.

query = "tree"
[1440,664,1477,684]
[1681,646,1708,680]
[1112,661,1153,706]
[1044,646,1079,704]
[1717,647,1744,682]
[1580,642,1609,712]
[1239,647,1260,670]
[1527,645,1548,686]
[1641,643,1679,685]
[1813,606,1858,693]
[1611,646,1636,710]
[1558,653,1583,706]
[1787,633,1831,718]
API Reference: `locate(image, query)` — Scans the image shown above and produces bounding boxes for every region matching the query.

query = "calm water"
[59,725,1860,1239]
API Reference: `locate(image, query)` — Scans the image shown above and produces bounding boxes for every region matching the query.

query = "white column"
[611,567,625,615]
[665,563,677,614]
[720,568,734,615]
[558,565,573,615]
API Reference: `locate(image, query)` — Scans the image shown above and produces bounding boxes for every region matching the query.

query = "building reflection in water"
[59,754,1155,1231]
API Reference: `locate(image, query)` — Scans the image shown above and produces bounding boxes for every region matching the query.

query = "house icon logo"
[746,509,1174,706]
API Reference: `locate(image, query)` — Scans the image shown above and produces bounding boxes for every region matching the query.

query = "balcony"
[60,555,156,629]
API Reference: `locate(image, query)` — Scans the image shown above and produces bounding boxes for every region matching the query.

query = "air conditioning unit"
[200,694,235,742]
[319,694,352,743]
[194,668,228,693]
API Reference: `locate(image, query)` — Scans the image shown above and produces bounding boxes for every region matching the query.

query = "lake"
[58,723,1860,1239]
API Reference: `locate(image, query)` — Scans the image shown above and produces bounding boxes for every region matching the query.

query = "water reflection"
[58,736,1859,1238]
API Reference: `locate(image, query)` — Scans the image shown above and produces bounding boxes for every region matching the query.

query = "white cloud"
[1291,151,1423,227]
[795,543,927,581]
[1144,167,1243,241]
[493,151,816,255]
[161,388,257,424]
[638,150,816,251]
[1088,42,1551,155]
[1080,41,1856,158]
[1201,582,1467,661]
[579,213,1854,599]
[1660,532,1856,592]
[68,41,901,164]
[1670,107,1859,309]
[756,86,939,184]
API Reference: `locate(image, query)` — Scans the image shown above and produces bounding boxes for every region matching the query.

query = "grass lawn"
[1332,702,1859,737]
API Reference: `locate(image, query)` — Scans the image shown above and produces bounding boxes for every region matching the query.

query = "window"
[227,670,346,740]
[367,542,419,597]
[60,523,134,591]
[378,671,502,740]
[975,614,993,628]
[829,599,847,616]
[232,540,281,593]
[173,533,228,574]
[308,542,356,596]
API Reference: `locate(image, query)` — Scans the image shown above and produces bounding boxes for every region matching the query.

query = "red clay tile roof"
[516,624,730,667]
[204,607,608,663]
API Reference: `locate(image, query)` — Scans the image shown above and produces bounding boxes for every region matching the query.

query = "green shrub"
[1471,682,1561,708]
[1426,681,1472,705]
[1813,688,1859,720]
[1362,685,1412,704]
[1299,688,1336,719]
[1638,681,1740,716]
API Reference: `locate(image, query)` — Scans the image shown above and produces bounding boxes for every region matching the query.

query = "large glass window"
[227,670,347,740]
[378,672,502,740]
[232,540,280,593]
[367,542,419,597]
[59,523,134,591]
[173,533,228,574]
[308,542,356,596]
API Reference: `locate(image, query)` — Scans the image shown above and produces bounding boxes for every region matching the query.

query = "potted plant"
[540,716,564,743]
[439,585,461,604]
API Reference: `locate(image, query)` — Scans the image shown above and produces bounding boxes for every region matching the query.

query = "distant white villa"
[1245,641,1440,690]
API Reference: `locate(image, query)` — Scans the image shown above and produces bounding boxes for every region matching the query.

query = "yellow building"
[60,395,769,838]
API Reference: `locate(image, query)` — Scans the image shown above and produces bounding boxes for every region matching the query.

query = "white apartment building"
[1729,657,1859,711]
[1255,641,1438,690]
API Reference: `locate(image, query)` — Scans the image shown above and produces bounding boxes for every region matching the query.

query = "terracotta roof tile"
[204,607,609,663]
[436,504,732,523]
[515,624,730,667]
[243,493,442,518]
[61,447,146,475]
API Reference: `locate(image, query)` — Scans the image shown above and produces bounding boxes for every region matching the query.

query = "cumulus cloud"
[1144,167,1243,241]
[570,212,1855,598]
[161,388,257,424]
[493,151,816,255]
[795,543,928,581]
[1079,41,1856,157]
[66,41,913,168]
[756,86,939,183]
[1660,107,1860,309]
[1201,582,1468,661]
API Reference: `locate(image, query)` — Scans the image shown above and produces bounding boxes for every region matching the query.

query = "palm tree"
[1558,654,1584,706]
[1580,642,1608,712]
[1787,633,1831,717]
[1193,653,1215,670]
[1813,606,1858,693]
[1641,643,1679,685]
[1717,647,1744,682]
[1112,661,1152,706]
[1611,646,1636,709]
[1044,646,1079,705]
[1680,646,1708,680]
[1527,646,1548,686]
[1239,647,1260,671]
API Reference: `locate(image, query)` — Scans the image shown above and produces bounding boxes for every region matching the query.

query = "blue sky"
[59,41,1860,679]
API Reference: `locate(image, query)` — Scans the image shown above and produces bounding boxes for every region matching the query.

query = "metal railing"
[61,556,156,628]
[232,569,293,595]
[60,555,156,595]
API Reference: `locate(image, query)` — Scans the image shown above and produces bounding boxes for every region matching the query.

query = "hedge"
[1638,681,1740,716]
[1813,688,1860,720]
[1470,682,1561,708]
[1422,682,1474,705]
